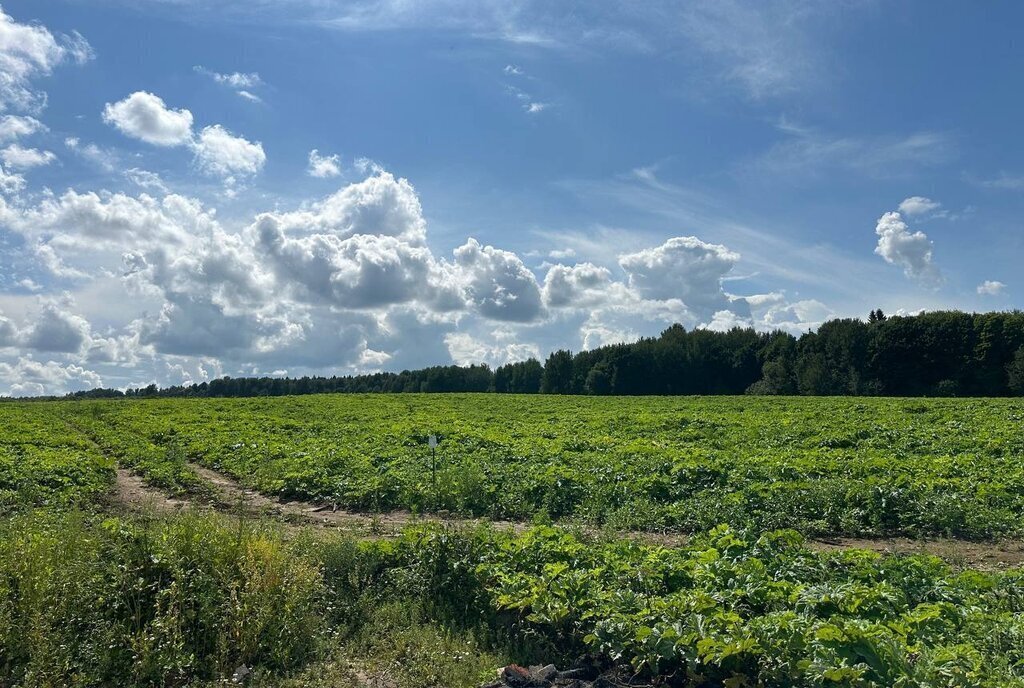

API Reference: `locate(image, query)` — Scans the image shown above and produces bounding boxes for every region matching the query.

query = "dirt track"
[111,465,1024,569]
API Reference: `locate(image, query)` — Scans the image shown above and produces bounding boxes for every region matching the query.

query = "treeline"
[55,310,1024,400]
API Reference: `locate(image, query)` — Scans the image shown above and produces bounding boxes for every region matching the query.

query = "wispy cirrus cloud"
[114,1,861,99]
[747,120,954,180]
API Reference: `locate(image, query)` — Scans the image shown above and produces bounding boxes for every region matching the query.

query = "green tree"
[542,350,574,394]
[1008,346,1024,395]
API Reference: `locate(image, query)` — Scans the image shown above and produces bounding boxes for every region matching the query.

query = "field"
[46,394,1024,538]
[2,394,1024,687]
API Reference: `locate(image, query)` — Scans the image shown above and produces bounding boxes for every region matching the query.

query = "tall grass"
[0,510,323,686]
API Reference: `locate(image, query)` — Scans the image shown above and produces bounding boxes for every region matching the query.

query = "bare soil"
[809,535,1024,569]
[112,468,191,513]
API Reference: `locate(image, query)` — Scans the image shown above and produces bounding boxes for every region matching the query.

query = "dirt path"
[112,468,192,513]
[810,536,1024,569]
[110,465,1024,569]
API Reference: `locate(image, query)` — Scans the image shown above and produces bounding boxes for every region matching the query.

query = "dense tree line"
[39,310,1024,400]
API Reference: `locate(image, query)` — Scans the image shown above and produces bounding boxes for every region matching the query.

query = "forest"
[52,310,1024,401]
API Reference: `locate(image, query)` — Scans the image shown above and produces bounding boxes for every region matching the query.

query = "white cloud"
[21,300,91,353]
[898,196,941,216]
[700,309,753,332]
[759,298,834,334]
[444,331,540,367]
[307,149,341,177]
[977,280,1006,296]
[503,64,523,75]
[874,210,942,287]
[192,124,266,178]
[505,80,549,115]
[542,262,615,308]
[453,238,544,322]
[251,172,463,313]
[103,92,265,181]
[16,189,208,251]
[194,65,263,102]
[619,236,745,321]
[194,65,262,89]
[255,219,457,310]
[33,243,90,280]
[0,114,44,141]
[0,162,24,194]
[65,137,117,171]
[547,248,575,260]
[0,8,93,112]
[0,310,17,347]
[103,91,194,146]
[0,358,102,396]
[255,170,427,242]
[0,165,845,393]
[124,167,169,193]
[1,143,55,169]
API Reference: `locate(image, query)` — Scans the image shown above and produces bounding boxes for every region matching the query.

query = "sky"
[0,0,1022,395]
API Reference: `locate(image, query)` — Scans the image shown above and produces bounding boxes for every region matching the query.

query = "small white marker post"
[428,434,438,511]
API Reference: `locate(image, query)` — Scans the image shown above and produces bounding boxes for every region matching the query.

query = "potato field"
[2,394,1024,687]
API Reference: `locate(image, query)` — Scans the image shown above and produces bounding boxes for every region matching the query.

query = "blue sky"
[0,0,1021,394]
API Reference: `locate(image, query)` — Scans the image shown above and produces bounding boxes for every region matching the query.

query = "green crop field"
[2,394,1024,687]
[23,393,1024,538]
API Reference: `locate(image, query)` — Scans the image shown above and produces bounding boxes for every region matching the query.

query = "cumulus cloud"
[619,236,745,321]
[874,210,942,286]
[308,149,342,177]
[1,143,55,169]
[445,331,540,368]
[124,167,168,193]
[0,8,92,113]
[0,162,24,194]
[760,298,834,335]
[255,219,455,310]
[192,124,266,178]
[0,310,16,347]
[542,262,615,308]
[454,238,544,322]
[15,189,210,252]
[0,114,44,141]
[977,280,1006,296]
[701,309,754,332]
[0,358,102,396]
[103,91,265,181]
[103,91,194,146]
[21,300,91,353]
[898,196,941,216]
[256,171,427,242]
[0,164,836,393]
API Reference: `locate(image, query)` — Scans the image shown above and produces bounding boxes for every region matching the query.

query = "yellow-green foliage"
[0,511,324,686]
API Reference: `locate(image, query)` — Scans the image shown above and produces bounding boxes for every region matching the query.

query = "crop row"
[31,393,1024,539]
